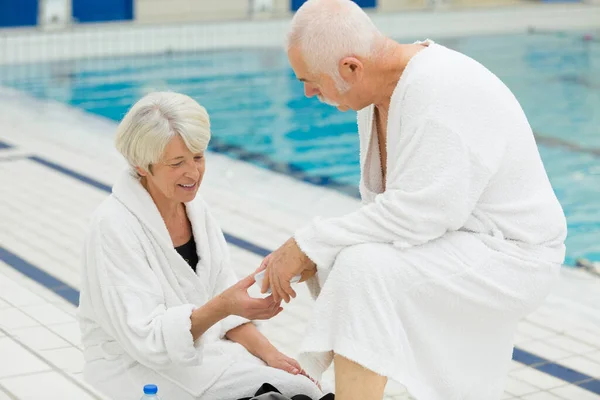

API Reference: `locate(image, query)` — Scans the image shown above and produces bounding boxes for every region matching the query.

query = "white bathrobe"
[295,40,568,400]
[77,171,322,400]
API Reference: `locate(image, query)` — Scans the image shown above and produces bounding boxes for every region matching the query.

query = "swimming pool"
[1,31,598,266]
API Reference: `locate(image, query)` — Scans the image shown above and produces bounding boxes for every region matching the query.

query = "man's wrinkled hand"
[260,238,316,303]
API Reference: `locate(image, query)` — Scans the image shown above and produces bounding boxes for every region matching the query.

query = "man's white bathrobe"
[295,40,568,400]
[77,171,322,400]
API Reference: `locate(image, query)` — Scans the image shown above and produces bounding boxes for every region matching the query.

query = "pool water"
[2,31,599,266]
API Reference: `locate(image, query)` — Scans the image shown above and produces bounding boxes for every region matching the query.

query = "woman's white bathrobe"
[77,171,322,400]
[295,41,568,400]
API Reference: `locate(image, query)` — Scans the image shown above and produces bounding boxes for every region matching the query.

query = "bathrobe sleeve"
[202,206,251,336]
[294,116,500,271]
[87,217,202,370]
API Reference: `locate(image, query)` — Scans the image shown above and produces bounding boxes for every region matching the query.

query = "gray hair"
[285,0,383,92]
[115,91,210,174]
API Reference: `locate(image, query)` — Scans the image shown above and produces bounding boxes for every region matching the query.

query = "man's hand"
[260,238,316,303]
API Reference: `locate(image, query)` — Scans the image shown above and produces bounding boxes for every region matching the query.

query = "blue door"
[291,0,376,11]
[72,0,133,23]
[0,0,38,27]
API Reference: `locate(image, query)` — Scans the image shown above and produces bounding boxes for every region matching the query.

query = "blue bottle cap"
[144,384,158,395]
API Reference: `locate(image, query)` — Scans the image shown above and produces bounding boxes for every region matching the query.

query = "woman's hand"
[263,350,302,375]
[263,350,321,389]
[218,272,283,321]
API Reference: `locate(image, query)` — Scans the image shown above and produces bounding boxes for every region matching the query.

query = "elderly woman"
[77,92,323,400]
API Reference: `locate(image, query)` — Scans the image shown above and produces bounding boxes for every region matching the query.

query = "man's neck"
[371,41,426,112]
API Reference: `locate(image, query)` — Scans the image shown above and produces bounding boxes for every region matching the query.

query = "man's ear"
[338,56,364,84]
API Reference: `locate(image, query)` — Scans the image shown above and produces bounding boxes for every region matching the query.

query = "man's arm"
[294,118,497,270]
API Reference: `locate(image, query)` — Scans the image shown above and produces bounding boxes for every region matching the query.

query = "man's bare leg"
[334,354,388,400]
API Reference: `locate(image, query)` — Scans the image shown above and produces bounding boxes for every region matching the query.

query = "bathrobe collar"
[111,169,220,305]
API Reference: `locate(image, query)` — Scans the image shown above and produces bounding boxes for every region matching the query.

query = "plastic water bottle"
[140,384,161,399]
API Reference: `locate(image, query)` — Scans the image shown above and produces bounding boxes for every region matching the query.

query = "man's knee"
[334,244,375,275]
[333,243,399,281]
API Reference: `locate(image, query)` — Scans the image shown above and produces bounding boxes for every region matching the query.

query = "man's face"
[287,46,351,112]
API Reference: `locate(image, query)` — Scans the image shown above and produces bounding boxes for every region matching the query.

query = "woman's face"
[138,135,205,204]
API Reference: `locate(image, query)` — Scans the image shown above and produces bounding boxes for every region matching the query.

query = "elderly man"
[260,0,567,399]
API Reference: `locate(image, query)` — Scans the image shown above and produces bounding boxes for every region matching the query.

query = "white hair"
[286,0,383,92]
[115,91,210,174]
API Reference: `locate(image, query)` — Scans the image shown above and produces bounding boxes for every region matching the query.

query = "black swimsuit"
[175,236,199,271]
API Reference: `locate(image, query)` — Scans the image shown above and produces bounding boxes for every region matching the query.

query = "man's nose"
[304,83,318,98]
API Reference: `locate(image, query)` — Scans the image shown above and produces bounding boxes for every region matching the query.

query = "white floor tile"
[550,384,600,400]
[11,326,71,351]
[70,372,83,381]
[509,360,527,371]
[0,264,29,284]
[0,308,40,331]
[0,270,14,288]
[518,340,575,361]
[0,299,10,310]
[11,276,74,306]
[559,356,600,378]
[0,388,13,400]
[504,376,541,396]
[40,347,84,374]
[567,330,600,348]
[0,280,46,307]
[513,332,534,344]
[510,367,568,390]
[526,312,574,334]
[0,337,50,378]
[51,299,78,316]
[517,322,558,340]
[47,322,81,347]
[546,336,597,355]
[1,371,98,399]
[20,303,76,326]
[587,351,600,364]
[521,391,564,400]
[518,340,573,361]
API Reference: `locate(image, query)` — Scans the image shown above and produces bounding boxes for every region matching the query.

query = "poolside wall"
[2,0,532,28]
[1,2,599,67]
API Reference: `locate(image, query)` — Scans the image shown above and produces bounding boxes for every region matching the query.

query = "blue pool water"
[1,31,599,266]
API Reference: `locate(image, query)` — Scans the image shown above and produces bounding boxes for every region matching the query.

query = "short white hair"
[286,0,383,92]
[115,91,210,174]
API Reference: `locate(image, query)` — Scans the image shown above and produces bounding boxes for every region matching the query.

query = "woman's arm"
[226,322,314,380]
[191,273,283,341]
[190,296,229,341]
[225,322,279,362]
